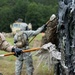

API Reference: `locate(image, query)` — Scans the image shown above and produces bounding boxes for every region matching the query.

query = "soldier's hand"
[43,24,47,28]
[12,48,22,57]
[42,24,47,30]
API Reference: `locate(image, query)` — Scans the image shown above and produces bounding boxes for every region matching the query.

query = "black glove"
[42,24,47,32]
[12,48,22,57]
[43,24,47,28]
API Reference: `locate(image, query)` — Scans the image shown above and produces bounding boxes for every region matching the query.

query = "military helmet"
[20,23,29,31]
[17,18,23,22]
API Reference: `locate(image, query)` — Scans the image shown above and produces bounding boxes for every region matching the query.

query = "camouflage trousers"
[15,52,34,75]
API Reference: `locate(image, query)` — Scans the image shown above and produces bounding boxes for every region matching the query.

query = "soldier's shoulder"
[0,33,3,36]
[0,33,2,34]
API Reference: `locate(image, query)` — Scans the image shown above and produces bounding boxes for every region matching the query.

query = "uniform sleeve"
[23,25,45,37]
[0,33,13,52]
[14,34,18,43]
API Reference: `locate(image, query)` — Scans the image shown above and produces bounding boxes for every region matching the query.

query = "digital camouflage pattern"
[0,33,13,52]
[14,24,46,75]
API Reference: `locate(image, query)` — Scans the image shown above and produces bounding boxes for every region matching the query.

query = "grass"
[0,33,54,75]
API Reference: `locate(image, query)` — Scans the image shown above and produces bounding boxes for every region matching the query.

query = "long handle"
[46,19,50,25]
[4,47,41,56]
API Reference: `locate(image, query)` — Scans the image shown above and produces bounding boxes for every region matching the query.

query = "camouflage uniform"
[0,33,13,52]
[14,25,46,75]
[0,33,22,57]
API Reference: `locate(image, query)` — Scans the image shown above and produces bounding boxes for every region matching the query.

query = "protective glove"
[42,24,47,32]
[43,24,47,28]
[12,47,22,57]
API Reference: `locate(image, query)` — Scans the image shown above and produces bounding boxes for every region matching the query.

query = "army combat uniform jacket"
[0,33,13,52]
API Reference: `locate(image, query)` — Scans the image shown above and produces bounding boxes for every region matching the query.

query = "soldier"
[14,23,47,75]
[0,33,22,57]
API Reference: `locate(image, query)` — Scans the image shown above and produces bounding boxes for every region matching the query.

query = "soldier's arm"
[0,33,13,52]
[23,24,46,37]
[0,33,22,57]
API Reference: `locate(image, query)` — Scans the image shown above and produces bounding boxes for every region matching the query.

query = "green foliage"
[0,0,58,32]
[13,0,29,20]
[33,0,58,6]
